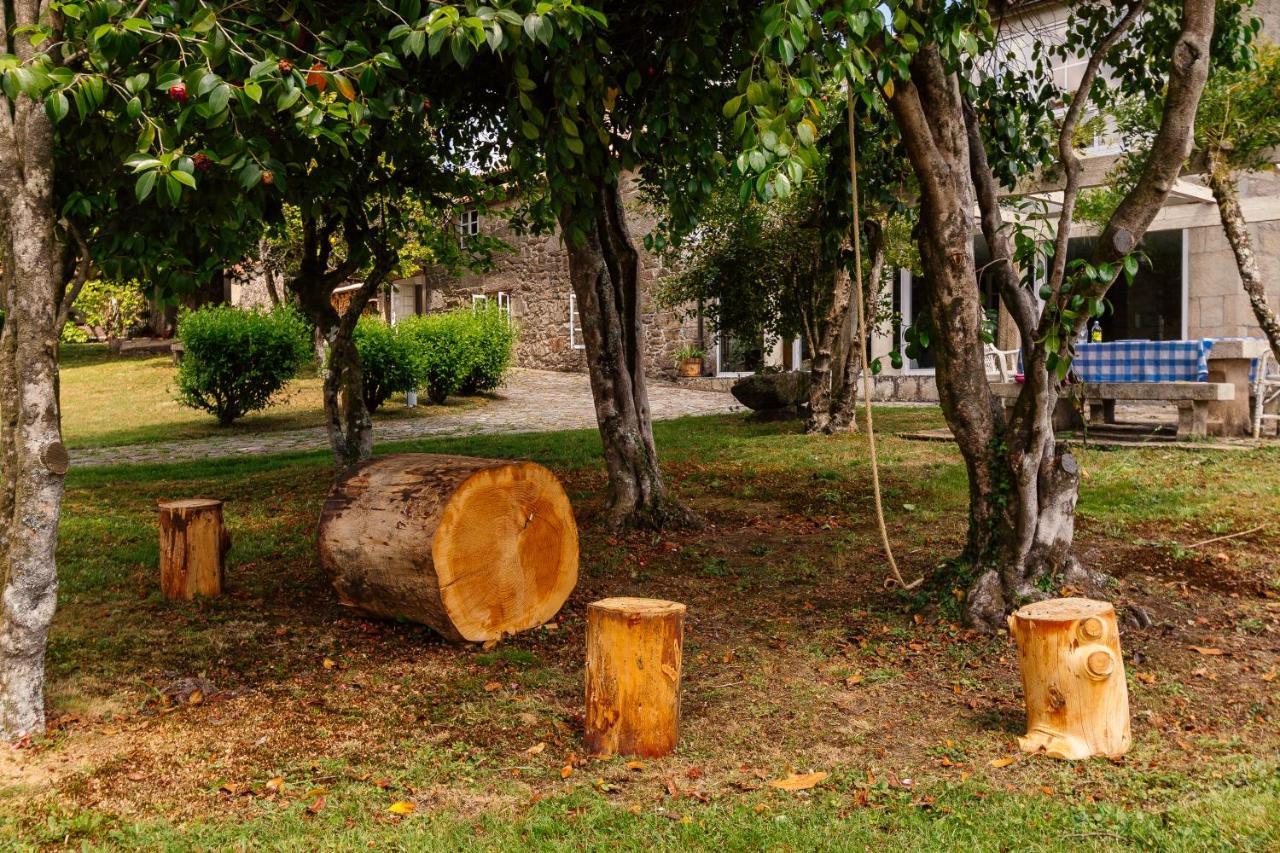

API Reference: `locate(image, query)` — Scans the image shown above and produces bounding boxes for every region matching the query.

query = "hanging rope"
[846,86,920,592]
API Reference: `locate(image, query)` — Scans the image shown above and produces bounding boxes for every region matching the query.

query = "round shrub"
[458,305,516,395]
[352,316,420,412]
[175,305,312,426]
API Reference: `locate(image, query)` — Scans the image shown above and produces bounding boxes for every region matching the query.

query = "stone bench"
[990,381,1235,438]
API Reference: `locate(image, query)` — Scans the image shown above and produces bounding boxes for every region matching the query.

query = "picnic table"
[1072,338,1267,436]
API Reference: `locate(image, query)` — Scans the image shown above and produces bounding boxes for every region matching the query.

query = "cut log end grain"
[1008,597,1131,760]
[317,454,579,643]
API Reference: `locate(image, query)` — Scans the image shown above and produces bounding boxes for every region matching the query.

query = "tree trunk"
[887,47,1009,576]
[828,220,886,433]
[559,180,696,530]
[1204,154,1280,363]
[806,265,853,434]
[584,596,685,758]
[889,1,1214,631]
[286,214,391,473]
[0,72,67,738]
[263,265,282,308]
[316,453,579,641]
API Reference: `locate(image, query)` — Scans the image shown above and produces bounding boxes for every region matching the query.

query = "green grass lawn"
[59,344,482,450]
[1,412,1277,850]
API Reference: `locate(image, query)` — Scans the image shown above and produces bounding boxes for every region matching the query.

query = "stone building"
[385,174,708,380]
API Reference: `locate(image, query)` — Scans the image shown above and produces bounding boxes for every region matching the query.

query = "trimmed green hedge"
[351,316,420,412]
[459,304,516,395]
[175,305,312,425]
[395,306,515,405]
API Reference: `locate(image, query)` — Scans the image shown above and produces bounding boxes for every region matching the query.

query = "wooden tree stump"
[584,597,686,758]
[317,453,579,642]
[158,499,229,600]
[1008,597,1131,760]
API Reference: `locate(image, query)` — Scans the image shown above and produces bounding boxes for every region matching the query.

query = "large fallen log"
[317,453,579,642]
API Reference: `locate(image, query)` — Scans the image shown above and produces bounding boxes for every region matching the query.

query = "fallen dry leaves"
[768,771,829,791]
[1187,646,1224,656]
[988,757,1017,768]
[387,801,416,816]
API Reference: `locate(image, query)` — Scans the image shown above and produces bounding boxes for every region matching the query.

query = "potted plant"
[674,344,705,377]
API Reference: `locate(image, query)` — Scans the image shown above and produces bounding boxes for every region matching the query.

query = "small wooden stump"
[584,597,686,758]
[158,499,229,600]
[1008,597,1131,760]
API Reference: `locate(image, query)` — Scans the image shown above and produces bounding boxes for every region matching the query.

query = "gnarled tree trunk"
[888,1,1214,631]
[0,31,68,738]
[287,213,392,473]
[559,179,695,530]
[1204,153,1280,363]
[814,220,886,434]
[807,265,853,434]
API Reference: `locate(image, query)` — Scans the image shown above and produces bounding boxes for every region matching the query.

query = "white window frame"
[496,291,512,325]
[458,208,480,247]
[472,293,488,310]
[1180,228,1190,339]
[897,268,935,375]
[713,331,758,378]
[568,292,586,350]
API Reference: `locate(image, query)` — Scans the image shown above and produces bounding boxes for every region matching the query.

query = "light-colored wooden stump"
[584,597,685,758]
[158,499,229,600]
[1008,597,1131,760]
[317,453,579,642]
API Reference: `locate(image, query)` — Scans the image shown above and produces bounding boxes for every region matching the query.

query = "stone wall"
[409,173,706,379]
[1186,172,1280,340]
[227,266,276,311]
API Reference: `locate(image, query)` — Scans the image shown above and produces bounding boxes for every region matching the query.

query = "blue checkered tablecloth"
[1073,339,1213,383]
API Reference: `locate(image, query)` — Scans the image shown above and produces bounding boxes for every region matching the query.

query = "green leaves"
[135,170,157,202]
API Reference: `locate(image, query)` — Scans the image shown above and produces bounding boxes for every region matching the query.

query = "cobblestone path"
[73,369,741,468]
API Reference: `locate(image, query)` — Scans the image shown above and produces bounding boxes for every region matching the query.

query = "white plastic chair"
[984,343,1019,382]
[1253,349,1280,438]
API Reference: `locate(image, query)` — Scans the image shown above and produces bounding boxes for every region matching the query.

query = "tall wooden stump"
[158,499,229,600]
[317,454,579,642]
[1008,597,1131,760]
[584,597,685,758]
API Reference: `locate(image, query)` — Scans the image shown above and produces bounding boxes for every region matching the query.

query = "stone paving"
[72,369,742,468]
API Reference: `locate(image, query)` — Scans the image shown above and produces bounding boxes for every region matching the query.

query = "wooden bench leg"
[1176,401,1209,437]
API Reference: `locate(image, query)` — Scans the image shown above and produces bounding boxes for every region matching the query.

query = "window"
[458,208,480,247]
[568,293,586,350]
[1066,229,1185,340]
[715,330,764,377]
[474,291,513,325]
[413,284,425,315]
